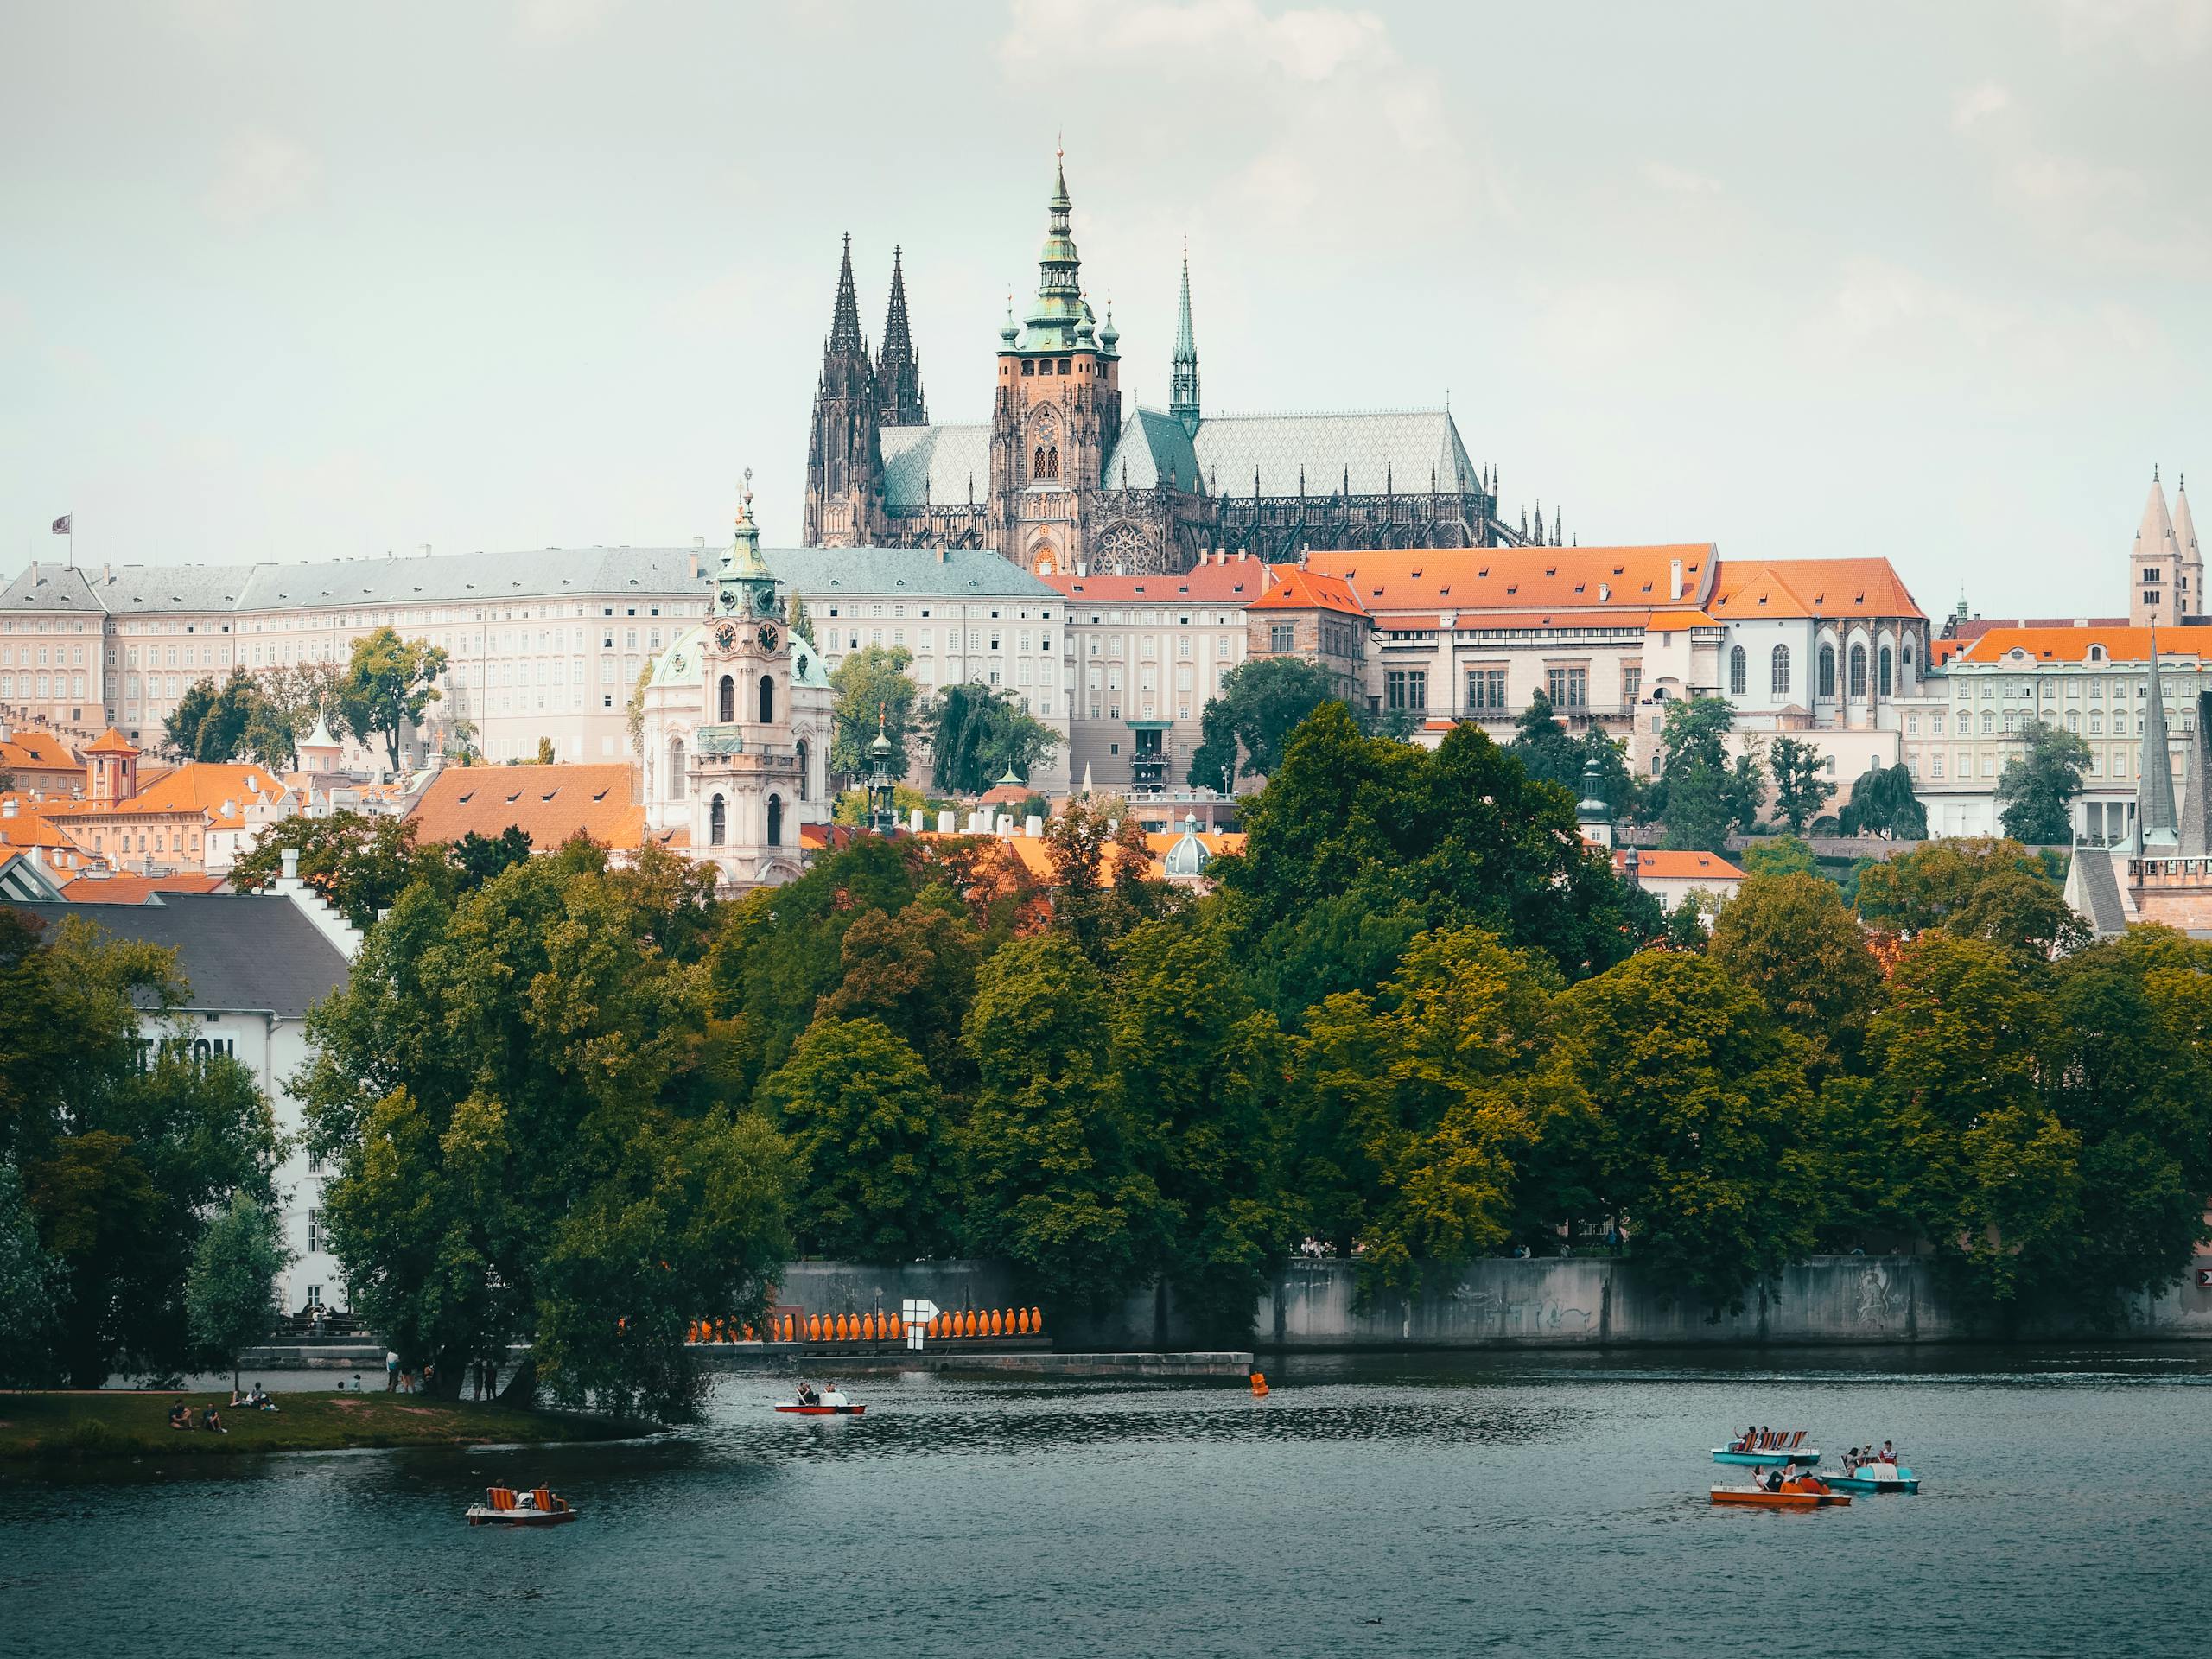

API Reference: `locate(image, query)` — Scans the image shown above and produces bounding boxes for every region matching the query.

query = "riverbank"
[0,1391,645,1463]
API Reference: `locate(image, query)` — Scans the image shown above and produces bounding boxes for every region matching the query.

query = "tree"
[785,588,818,649]
[813,893,983,1086]
[1188,658,1344,789]
[1997,721,2093,846]
[829,644,918,784]
[762,1018,949,1262]
[930,683,1062,794]
[1650,696,1760,848]
[1947,867,2088,960]
[185,1192,290,1391]
[0,1160,60,1385]
[1738,836,1819,878]
[959,933,1171,1312]
[531,736,555,766]
[163,677,221,760]
[1557,950,1821,1314]
[1214,702,1660,1014]
[298,846,788,1420]
[232,810,449,931]
[449,826,534,890]
[1659,758,1731,852]
[1837,763,1927,839]
[1767,735,1834,835]
[1041,796,1166,964]
[250,662,347,771]
[338,627,449,771]
[1507,692,1583,796]
[1,909,279,1386]
[1854,837,2056,934]
[1708,872,1883,1074]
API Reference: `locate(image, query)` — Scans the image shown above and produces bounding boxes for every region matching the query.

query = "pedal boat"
[774,1389,864,1416]
[467,1486,578,1526]
[1819,1463,1917,1494]
[1713,1446,1818,1466]
[1711,1477,1849,1508]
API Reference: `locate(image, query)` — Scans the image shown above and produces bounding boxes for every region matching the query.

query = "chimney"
[937,546,949,563]
[1669,559,1684,602]
[1599,582,1611,603]
[909,807,925,834]
[938,810,956,834]
[1,798,15,817]
[281,846,300,884]
[1024,813,1044,837]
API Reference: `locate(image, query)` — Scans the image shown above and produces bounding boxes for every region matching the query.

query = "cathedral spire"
[1024,144,1084,345]
[876,245,927,427]
[1170,239,1201,436]
[2140,626,2180,848]
[828,232,866,358]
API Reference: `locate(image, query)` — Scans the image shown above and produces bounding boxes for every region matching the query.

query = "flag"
[50,514,71,535]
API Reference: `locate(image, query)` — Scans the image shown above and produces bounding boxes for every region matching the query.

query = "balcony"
[693,725,803,773]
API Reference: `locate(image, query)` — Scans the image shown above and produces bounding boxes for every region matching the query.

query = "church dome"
[1162,813,1211,879]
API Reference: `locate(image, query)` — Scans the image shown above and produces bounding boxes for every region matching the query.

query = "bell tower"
[989,149,1121,576]
[694,475,804,885]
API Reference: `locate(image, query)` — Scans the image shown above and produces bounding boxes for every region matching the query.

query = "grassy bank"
[0,1390,646,1463]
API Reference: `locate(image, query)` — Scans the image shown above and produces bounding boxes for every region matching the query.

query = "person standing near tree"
[385,1350,398,1392]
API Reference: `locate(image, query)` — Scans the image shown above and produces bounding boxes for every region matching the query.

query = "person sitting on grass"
[249,1384,277,1412]
[168,1398,191,1430]
[200,1404,227,1433]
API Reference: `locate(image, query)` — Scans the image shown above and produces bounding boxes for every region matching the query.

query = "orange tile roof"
[60,872,225,903]
[1040,562,1267,605]
[1,728,79,770]
[1642,610,1719,632]
[37,762,289,822]
[1615,848,1745,881]
[1251,567,1367,616]
[0,804,78,852]
[1953,625,2200,665]
[1306,544,1718,617]
[83,728,140,755]
[1707,558,1923,620]
[407,763,647,849]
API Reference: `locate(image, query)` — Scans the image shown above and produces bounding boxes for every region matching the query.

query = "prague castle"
[804,154,1545,577]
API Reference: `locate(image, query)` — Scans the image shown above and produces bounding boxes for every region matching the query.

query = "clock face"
[758,622,779,652]
[714,622,736,650]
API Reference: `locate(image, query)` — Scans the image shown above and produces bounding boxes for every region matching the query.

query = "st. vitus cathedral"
[804,154,1554,577]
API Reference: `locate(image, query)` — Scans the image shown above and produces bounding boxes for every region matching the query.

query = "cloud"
[512,0,620,46]
[202,130,320,229]
[1642,161,1723,197]
[1950,81,2011,130]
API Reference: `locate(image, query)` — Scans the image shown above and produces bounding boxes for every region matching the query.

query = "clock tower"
[691,475,809,886]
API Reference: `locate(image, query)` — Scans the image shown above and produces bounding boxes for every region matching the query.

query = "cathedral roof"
[880,423,992,508]
[766,544,1061,602]
[1190,409,1482,499]
[1102,408,1203,493]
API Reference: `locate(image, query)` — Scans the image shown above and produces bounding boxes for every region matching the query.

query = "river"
[3,1345,2207,1657]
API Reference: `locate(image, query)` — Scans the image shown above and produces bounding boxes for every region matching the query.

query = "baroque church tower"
[988,152,1123,576]
[803,235,887,546]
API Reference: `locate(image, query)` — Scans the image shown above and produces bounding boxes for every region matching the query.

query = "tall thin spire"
[1170,238,1201,435]
[828,232,866,357]
[2139,626,2180,848]
[876,245,927,427]
[1024,145,1084,346]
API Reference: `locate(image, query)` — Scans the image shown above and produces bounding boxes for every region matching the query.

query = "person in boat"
[1880,1440,1897,1466]
[796,1380,819,1406]
[1761,1466,1784,1493]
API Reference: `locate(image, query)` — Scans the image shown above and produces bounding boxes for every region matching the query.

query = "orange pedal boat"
[1712,1475,1850,1508]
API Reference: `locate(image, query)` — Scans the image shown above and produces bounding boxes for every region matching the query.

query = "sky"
[2,0,2208,618]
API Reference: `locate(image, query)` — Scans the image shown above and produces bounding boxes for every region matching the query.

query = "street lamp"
[866,702,898,836]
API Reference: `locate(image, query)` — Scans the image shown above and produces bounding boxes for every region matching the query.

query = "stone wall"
[774,1254,2212,1351]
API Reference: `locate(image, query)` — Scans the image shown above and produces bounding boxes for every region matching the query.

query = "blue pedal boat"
[1819,1465,1918,1494]
[1713,1446,1819,1467]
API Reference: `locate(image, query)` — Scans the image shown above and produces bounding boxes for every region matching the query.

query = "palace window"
[795,739,809,801]
[1385,670,1427,712]
[1623,666,1642,702]
[668,739,685,800]
[759,673,775,723]
[1729,645,1746,696]
[1468,668,1507,711]
[1269,625,1294,652]
[1770,645,1790,697]
[1818,645,1836,698]
[766,795,783,849]
[1878,645,1893,696]
[1546,666,1588,710]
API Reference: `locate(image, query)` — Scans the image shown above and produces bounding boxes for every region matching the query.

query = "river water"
[3,1346,2207,1658]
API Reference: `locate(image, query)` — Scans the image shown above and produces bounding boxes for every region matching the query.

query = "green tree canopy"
[1838,763,1928,839]
[1766,735,1835,835]
[0,1160,60,1385]
[1186,657,1342,789]
[1738,835,1820,878]
[1650,696,1761,849]
[930,683,1062,794]
[339,627,449,771]
[829,644,918,784]
[1213,702,1660,1014]
[298,844,787,1419]
[231,810,451,931]
[1996,720,2093,846]
[1507,691,1583,795]
[1708,871,1883,1074]
[186,1191,290,1390]
[1854,836,2057,934]
[762,1017,949,1262]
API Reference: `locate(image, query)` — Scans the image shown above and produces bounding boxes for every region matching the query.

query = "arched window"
[1729,645,1747,696]
[758,673,775,724]
[1033,444,1045,478]
[1878,645,1893,696]
[1047,444,1059,480]
[709,793,726,846]
[717,674,734,723]
[1818,645,1836,699]
[1770,644,1791,697]
[766,794,783,849]
[1902,642,1914,669]
[794,737,810,802]
[667,737,685,801]
[1848,644,1867,698]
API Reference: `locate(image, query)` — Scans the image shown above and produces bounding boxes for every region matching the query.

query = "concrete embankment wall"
[776,1254,2212,1351]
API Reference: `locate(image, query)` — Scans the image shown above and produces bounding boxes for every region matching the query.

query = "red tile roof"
[1040,562,1267,606]
[407,764,647,849]
[83,728,140,755]
[1707,558,1923,620]
[1616,848,1745,881]
[1953,626,2200,665]
[60,872,226,903]
[1251,566,1366,616]
[1307,544,1718,617]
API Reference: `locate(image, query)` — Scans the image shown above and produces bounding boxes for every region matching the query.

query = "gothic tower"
[988,151,1122,575]
[1170,243,1200,436]
[876,247,927,428]
[803,234,887,547]
[2174,474,2202,620]
[2130,467,2183,626]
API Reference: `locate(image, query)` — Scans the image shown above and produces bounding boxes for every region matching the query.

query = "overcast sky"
[3,1,2208,616]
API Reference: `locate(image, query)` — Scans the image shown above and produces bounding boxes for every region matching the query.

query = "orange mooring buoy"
[1250,1371,1269,1397]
